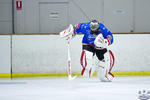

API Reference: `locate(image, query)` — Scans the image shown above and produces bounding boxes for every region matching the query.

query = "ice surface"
[0,76,150,100]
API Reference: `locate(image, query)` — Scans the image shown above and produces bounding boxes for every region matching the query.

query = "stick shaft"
[67,39,77,80]
[67,40,71,77]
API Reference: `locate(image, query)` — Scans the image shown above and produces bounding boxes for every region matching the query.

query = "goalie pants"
[83,45,107,61]
[81,45,114,81]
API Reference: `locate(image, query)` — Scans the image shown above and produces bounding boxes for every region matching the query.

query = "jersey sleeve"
[99,23,113,45]
[74,23,89,34]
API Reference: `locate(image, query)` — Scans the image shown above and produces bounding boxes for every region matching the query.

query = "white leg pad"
[96,51,114,82]
[81,50,95,78]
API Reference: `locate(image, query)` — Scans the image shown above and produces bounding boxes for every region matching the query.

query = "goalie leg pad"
[80,50,95,78]
[96,51,114,82]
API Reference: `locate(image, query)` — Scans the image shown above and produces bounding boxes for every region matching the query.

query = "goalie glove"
[59,24,76,40]
[94,34,109,48]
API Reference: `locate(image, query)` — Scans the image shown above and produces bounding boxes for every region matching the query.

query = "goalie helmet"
[90,20,99,32]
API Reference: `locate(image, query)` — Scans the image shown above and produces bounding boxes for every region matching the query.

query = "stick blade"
[68,75,77,80]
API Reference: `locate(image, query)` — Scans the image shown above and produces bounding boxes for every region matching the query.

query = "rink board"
[1,34,150,78]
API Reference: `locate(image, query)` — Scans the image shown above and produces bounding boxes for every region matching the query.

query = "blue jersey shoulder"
[75,22,90,34]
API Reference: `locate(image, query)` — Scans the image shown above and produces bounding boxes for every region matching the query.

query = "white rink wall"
[0,36,11,73]
[111,34,150,72]
[0,34,150,73]
[12,35,82,73]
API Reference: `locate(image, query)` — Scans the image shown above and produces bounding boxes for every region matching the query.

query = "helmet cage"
[90,20,99,31]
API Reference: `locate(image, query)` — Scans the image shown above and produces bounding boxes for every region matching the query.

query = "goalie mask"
[90,20,99,32]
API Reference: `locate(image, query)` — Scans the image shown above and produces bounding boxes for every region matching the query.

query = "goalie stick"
[60,25,77,80]
[67,38,77,80]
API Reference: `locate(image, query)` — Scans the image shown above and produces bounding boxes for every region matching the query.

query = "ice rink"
[0,76,150,100]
